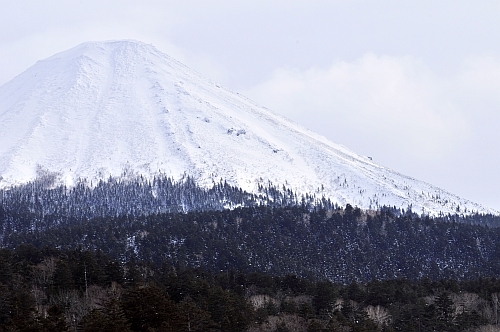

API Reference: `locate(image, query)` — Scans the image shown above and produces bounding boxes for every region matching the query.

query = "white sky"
[1,0,499,210]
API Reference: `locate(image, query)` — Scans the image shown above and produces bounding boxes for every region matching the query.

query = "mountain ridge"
[0,40,496,216]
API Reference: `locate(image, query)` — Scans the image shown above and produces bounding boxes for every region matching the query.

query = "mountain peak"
[45,39,162,60]
[0,41,497,216]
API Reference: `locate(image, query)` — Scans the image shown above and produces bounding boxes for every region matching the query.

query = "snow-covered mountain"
[0,40,496,215]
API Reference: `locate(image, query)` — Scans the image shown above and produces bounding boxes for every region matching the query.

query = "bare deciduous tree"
[249,294,279,309]
[50,289,90,331]
[34,256,57,287]
[474,325,500,332]
[366,305,392,327]
[452,292,482,315]
[492,293,499,326]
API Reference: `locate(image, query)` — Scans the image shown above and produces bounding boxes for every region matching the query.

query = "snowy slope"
[0,40,496,215]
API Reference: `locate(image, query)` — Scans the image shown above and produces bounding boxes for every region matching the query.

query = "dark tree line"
[3,205,500,283]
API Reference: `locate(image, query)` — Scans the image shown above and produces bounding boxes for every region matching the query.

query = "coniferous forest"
[1,177,500,331]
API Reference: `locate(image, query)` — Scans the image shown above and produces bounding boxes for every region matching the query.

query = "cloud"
[246,54,473,162]
[244,54,500,209]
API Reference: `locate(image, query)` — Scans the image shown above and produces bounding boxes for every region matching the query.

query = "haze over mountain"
[0,40,496,216]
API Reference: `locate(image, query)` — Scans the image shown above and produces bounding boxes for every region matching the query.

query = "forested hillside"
[2,203,500,283]
[0,175,327,220]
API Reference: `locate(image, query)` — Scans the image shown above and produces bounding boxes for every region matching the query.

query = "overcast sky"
[1,1,500,210]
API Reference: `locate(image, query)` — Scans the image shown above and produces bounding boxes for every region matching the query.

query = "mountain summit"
[0,40,495,215]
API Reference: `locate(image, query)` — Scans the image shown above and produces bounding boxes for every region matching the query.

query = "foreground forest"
[1,246,500,331]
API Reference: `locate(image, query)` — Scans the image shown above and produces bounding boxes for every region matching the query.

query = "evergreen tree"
[121,285,180,331]
[177,296,218,331]
[40,305,68,332]
[434,291,455,330]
